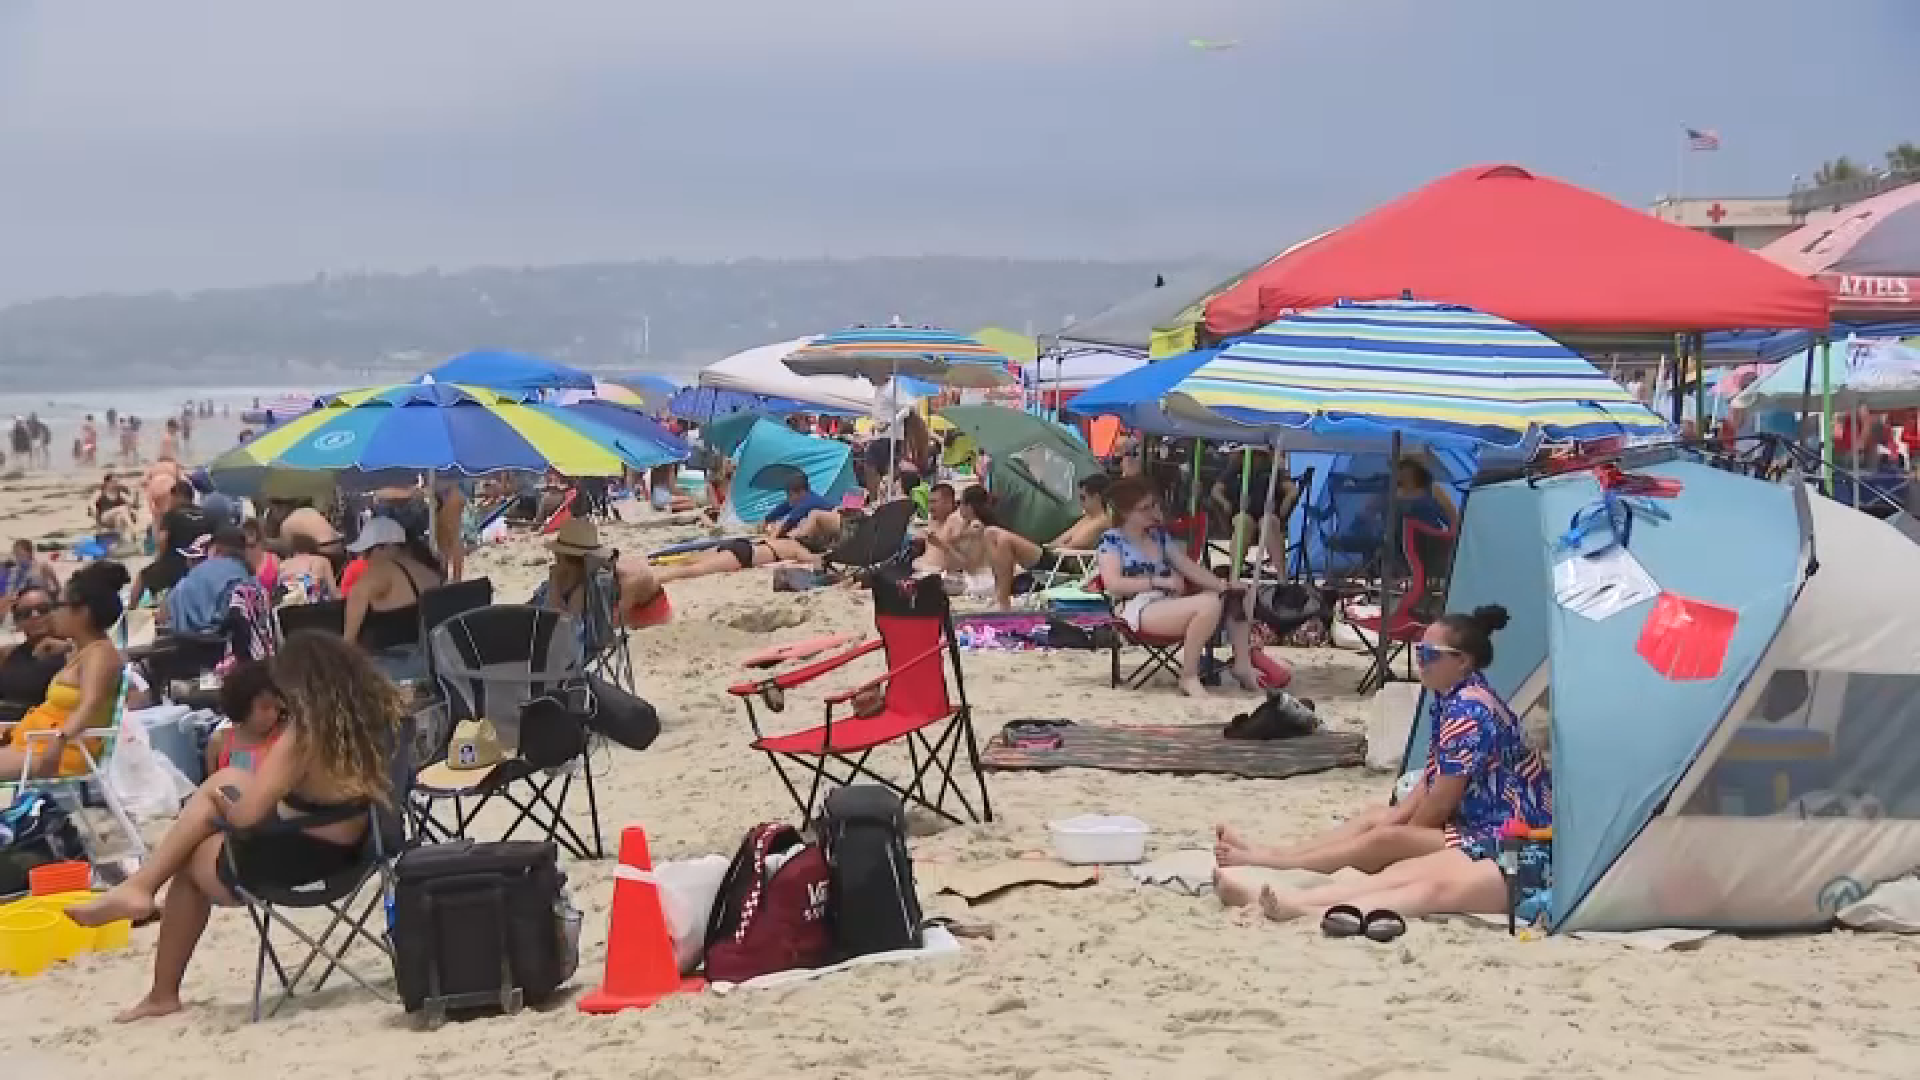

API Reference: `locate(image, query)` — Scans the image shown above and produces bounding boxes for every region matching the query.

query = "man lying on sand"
[1216,605,1548,875]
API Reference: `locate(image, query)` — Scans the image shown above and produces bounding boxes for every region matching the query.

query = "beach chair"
[226,738,413,1021]
[577,556,637,693]
[1345,518,1455,694]
[413,605,603,860]
[1,675,149,866]
[822,497,917,576]
[727,571,991,825]
[274,599,347,639]
[1091,514,1210,690]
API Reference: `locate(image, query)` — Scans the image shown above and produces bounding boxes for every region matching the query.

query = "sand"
[3,470,1918,1080]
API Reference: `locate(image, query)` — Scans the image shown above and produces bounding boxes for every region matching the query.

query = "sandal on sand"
[1319,905,1365,938]
[1361,909,1407,942]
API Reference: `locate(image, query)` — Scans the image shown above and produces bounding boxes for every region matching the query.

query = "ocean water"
[0,384,311,468]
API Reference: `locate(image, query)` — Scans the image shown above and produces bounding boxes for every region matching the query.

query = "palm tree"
[1887,143,1920,174]
[1814,157,1866,186]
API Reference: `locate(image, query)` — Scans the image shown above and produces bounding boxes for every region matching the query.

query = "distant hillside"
[0,257,1177,389]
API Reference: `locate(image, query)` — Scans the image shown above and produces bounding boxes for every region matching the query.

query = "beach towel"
[982,724,1365,780]
[952,611,1114,651]
[705,925,962,994]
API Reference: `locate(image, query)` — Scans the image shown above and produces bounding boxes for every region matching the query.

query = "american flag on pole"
[1686,127,1721,152]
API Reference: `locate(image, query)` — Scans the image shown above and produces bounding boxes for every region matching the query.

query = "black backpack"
[815,785,923,959]
[390,840,573,1026]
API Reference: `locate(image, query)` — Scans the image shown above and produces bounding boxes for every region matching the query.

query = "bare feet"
[115,995,184,1023]
[1180,677,1208,698]
[1230,666,1263,693]
[1214,824,1257,867]
[66,884,158,928]
[1214,868,1259,907]
[1258,885,1314,923]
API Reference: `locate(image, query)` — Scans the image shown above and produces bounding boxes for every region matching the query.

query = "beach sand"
[2,470,1917,1080]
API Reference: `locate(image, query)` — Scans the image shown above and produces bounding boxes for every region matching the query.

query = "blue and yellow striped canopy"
[211,382,687,480]
[1166,301,1670,446]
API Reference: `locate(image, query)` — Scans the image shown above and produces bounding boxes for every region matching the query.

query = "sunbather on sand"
[1215,605,1548,874]
[981,472,1111,610]
[651,533,818,584]
[1214,840,1552,939]
[911,483,966,572]
[68,632,406,1022]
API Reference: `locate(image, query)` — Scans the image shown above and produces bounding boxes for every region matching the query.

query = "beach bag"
[702,823,832,983]
[390,840,573,1021]
[817,785,923,959]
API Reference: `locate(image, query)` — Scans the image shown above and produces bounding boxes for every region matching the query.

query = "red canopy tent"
[1204,165,1831,336]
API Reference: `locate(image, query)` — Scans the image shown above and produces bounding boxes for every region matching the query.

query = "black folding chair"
[822,498,917,576]
[413,605,603,859]
[275,599,347,639]
[576,555,635,694]
[226,737,414,1021]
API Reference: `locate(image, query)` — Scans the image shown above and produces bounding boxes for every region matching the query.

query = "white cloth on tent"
[1552,548,1658,621]
[1837,876,1920,933]
[697,338,880,414]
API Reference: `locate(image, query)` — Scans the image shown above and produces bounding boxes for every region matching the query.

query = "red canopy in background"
[1204,164,1832,336]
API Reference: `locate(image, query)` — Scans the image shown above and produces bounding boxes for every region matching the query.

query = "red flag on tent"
[1636,591,1738,681]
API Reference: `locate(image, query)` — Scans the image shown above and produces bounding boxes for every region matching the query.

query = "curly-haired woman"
[68,631,407,1022]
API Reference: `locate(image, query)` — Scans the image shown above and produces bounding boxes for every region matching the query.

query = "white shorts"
[1117,590,1168,632]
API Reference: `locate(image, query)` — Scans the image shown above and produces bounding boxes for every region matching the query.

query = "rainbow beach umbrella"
[209,382,686,488]
[1165,300,1670,447]
[784,326,1014,389]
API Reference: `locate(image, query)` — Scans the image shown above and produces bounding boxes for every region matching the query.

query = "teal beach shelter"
[1404,457,1920,931]
[723,419,856,526]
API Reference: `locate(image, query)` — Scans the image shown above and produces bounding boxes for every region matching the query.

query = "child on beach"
[204,661,283,777]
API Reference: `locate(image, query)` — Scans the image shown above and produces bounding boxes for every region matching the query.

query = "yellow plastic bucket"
[0,910,62,976]
[4,892,129,956]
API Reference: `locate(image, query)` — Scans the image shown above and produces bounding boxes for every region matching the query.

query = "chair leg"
[94,778,150,862]
[581,750,605,859]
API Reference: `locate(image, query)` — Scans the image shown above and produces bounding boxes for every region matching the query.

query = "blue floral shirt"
[1423,670,1552,856]
[1097,527,1175,580]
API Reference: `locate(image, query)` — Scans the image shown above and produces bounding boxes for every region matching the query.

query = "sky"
[1,0,1916,304]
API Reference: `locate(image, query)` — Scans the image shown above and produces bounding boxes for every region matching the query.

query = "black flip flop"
[1361,909,1407,942]
[1319,904,1364,938]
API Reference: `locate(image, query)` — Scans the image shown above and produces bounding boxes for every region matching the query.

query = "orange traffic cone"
[578,826,704,1014]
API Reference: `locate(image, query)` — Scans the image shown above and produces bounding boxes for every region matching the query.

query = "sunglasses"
[1414,643,1464,667]
[12,604,50,618]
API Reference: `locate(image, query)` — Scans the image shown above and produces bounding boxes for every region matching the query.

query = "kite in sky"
[1188,38,1242,51]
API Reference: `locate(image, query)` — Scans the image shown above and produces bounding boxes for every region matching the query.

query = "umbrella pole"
[1375,432,1403,692]
[1230,447,1253,582]
[426,468,438,558]
[1691,334,1707,439]
[1246,436,1285,625]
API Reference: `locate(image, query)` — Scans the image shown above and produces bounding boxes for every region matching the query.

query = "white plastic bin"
[1048,815,1151,865]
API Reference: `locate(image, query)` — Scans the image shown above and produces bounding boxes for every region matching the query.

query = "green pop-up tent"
[937,405,1103,543]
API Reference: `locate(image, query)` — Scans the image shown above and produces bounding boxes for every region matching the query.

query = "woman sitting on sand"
[69,632,405,1022]
[1096,477,1260,698]
[1215,605,1549,876]
[0,562,128,780]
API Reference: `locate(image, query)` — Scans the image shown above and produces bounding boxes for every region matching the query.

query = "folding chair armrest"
[726,638,886,696]
[821,639,948,705]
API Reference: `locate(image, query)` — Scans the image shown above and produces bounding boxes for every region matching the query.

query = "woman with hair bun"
[1214,604,1550,883]
[0,560,129,778]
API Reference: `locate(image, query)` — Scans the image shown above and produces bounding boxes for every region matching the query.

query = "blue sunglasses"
[1414,643,1464,667]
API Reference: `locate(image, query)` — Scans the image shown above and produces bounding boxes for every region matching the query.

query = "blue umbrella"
[424,349,596,392]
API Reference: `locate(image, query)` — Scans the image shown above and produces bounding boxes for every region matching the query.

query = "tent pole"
[1669,336,1685,426]
[1794,340,1818,445]
[1821,340,1834,494]
[1691,333,1707,439]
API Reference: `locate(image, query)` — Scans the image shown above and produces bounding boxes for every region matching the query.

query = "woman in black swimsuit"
[651,532,818,584]
[342,516,445,679]
[69,631,407,1023]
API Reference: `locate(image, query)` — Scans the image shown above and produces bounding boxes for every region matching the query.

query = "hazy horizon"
[3,0,1917,305]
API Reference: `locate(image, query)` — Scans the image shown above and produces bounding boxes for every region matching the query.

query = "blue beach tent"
[723,419,856,527]
[1404,458,1920,931]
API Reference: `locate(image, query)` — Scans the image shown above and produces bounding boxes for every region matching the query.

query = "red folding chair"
[727,572,991,825]
[1345,518,1455,694]
[1091,514,1211,690]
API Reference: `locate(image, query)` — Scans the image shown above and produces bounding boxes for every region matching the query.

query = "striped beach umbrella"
[1165,301,1670,447]
[553,378,652,410]
[211,382,685,481]
[784,326,1015,389]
